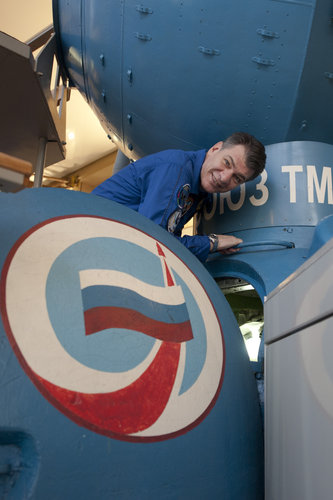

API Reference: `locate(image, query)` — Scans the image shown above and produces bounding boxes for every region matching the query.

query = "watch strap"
[208,234,219,253]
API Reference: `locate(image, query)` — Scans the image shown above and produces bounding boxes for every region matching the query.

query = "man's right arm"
[173,233,242,262]
[210,234,243,254]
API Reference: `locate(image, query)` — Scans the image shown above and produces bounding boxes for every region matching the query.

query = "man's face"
[200,142,252,193]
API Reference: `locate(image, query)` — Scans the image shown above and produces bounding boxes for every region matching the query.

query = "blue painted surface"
[0,189,263,499]
[308,214,333,257]
[53,0,333,160]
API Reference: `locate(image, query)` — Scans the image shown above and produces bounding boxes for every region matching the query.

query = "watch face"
[209,235,218,252]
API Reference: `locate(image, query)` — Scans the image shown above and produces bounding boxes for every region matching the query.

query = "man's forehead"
[222,146,252,180]
[221,145,246,166]
[221,143,246,156]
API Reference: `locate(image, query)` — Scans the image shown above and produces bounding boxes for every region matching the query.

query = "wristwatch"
[208,233,219,253]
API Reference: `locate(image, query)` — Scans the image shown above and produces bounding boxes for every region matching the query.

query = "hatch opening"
[215,277,263,362]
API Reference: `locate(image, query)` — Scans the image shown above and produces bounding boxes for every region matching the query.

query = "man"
[93,132,266,262]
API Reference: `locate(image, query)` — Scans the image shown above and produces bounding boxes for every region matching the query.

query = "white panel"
[266,316,333,500]
[265,238,333,343]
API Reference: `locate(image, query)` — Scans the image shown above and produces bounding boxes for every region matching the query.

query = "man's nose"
[222,169,233,183]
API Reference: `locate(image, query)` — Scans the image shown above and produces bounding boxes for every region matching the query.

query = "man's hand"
[211,234,243,254]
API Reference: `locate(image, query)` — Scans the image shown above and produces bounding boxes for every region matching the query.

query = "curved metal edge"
[52,0,73,85]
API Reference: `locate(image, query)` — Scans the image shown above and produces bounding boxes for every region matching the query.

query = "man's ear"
[208,141,223,154]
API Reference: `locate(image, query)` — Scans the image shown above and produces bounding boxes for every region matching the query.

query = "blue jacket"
[92,149,211,262]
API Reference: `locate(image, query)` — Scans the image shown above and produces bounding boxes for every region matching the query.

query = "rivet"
[127,69,133,83]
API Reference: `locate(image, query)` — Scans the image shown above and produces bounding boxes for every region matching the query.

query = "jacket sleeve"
[173,234,211,263]
[92,163,141,210]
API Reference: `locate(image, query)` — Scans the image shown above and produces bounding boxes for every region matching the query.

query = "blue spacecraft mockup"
[53,0,333,159]
[0,0,333,499]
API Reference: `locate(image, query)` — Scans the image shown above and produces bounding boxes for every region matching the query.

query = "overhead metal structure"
[0,30,68,190]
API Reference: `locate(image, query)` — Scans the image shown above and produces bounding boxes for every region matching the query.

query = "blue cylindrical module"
[0,188,264,499]
[53,0,333,160]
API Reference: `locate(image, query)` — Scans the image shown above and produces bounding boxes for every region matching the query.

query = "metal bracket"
[134,32,152,41]
[256,28,279,39]
[198,46,220,56]
[136,5,153,14]
[127,69,133,84]
[252,56,275,66]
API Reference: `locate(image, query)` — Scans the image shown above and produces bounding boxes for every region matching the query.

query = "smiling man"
[93,132,266,263]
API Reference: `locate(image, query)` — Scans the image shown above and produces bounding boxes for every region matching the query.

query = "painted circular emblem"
[1,215,224,442]
[176,184,191,209]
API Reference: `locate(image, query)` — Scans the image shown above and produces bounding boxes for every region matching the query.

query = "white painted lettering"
[249,170,269,207]
[307,165,333,204]
[281,165,303,203]
[219,184,246,214]
[203,193,217,220]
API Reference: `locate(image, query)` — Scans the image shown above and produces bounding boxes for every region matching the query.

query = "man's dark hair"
[222,131,266,180]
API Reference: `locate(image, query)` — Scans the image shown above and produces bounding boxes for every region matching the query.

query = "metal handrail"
[237,240,295,250]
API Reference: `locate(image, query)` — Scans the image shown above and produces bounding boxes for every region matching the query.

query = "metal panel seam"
[120,0,125,147]
[265,309,333,345]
